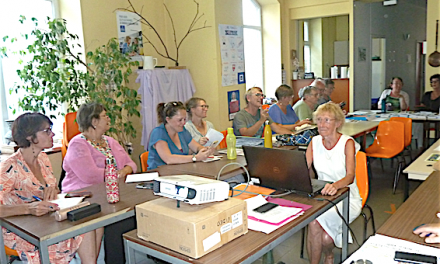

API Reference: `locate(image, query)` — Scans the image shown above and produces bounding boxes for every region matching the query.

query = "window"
[242,0,263,90]
[0,0,60,144]
[303,21,311,73]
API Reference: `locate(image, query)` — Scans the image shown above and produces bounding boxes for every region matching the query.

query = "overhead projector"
[153,175,230,205]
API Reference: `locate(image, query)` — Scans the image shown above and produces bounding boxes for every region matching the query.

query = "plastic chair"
[218,130,228,149]
[299,151,376,259]
[61,112,80,160]
[355,151,376,241]
[365,121,405,194]
[5,246,19,263]
[139,151,149,172]
[389,117,413,160]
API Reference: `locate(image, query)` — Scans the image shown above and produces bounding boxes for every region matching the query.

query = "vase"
[293,72,298,80]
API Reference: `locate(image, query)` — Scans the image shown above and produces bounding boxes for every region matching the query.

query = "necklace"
[83,133,105,146]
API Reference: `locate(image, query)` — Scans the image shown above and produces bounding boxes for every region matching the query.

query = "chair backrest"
[219,130,228,149]
[140,151,149,172]
[5,245,18,257]
[373,121,405,152]
[389,117,412,148]
[61,112,81,159]
[355,151,369,208]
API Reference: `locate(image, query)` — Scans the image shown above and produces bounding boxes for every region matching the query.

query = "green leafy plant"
[1,17,140,149]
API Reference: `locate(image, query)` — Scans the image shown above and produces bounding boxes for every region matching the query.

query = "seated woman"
[184,97,215,145]
[305,103,362,264]
[147,101,214,170]
[0,113,101,264]
[268,84,311,129]
[378,77,409,111]
[62,102,137,192]
[420,74,440,112]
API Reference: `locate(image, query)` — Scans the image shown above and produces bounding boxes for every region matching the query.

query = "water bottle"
[226,127,237,160]
[264,120,273,148]
[105,158,120,203]
[381,96,387,113]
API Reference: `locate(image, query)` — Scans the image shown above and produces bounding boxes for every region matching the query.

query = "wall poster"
[218,24,245,86]
[228,90,240,120]
[116,11,144,61]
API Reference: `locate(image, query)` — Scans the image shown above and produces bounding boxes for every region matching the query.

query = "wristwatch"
[192,154,197,162]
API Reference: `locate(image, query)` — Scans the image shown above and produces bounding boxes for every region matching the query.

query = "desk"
[153,154,248,181]
[340,121,379,149]
[0,178,158,264]
[377,171,440,248]
[402,138,440,199]
[123,188,350,264]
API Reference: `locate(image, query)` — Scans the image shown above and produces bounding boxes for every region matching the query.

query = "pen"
[32,195,42,201]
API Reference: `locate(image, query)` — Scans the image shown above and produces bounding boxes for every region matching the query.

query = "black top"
[421,91,440,112]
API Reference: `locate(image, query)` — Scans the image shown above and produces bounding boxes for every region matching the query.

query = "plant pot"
[293,72,298,80]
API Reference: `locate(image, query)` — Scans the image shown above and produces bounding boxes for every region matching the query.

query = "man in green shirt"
[293,86,319,121]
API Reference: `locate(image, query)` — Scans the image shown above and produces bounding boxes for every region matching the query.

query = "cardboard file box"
[136,197,248,258]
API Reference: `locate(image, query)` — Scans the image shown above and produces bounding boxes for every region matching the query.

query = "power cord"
[217,162,250,198]
[313,197,360,247]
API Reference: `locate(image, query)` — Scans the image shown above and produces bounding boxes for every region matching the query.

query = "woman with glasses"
[305,103,362,264]
[147,101,215,170]
[268,84,311,128]
[420,74,440,112]
[62,102,137,193]
[378,77,409,111]
[0,113,102,264]
[184,97,215,145]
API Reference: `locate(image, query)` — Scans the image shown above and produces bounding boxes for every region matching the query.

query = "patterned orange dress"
[0,150,83,264]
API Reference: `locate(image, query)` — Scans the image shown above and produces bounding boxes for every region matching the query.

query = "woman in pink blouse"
[0,113,101,264]
[62,102,137,192]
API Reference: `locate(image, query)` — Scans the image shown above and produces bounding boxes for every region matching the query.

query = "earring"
[93,125,97,129]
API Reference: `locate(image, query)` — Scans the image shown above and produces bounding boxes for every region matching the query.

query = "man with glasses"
[310,78,326,104]
[420,74,440,112]
[293,86,319,121]
[318,79,335,105]
[233,87,293,137]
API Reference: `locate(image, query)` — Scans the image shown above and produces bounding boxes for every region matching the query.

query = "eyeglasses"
[316,117,335,124]
[254,93,266,97]
[199,105,209,109]
[431,80,439,84]
[40,127,53,135]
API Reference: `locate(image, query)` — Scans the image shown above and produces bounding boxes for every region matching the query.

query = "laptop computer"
[242,146,328,197]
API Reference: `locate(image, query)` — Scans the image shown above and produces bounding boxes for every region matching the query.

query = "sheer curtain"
[0,0,59,145]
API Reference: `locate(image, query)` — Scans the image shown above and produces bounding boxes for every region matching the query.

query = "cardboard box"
[136,198,248,258]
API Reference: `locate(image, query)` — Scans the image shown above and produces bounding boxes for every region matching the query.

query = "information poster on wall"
[228,90,240,120]
[218,24,245,86]
[116,11,144,61]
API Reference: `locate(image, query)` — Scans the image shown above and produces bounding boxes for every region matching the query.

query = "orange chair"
[61,112,80,160]
[218,130,228,149]
[355,151,376,241]
[365,121,405,193]
[389,117,413,160]
[139,151,149,172]
[5,246,19,262]
[262,104,270,110]
[299,151,376,258]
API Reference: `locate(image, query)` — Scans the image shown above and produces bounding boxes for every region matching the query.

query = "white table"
[402,138,440,199]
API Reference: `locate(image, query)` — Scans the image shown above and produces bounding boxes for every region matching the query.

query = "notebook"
[242,146,328,197]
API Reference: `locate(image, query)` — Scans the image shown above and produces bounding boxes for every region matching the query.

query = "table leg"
[424,121,429,149]
[436,122,439,141]
[39,240,50,264]
[404,173,409,201]
[124,238,136,264]
[0,221,8,264]
[262,250,274,264]
[341,193,349,262]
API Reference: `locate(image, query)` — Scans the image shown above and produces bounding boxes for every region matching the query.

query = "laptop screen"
[242,146,313,193]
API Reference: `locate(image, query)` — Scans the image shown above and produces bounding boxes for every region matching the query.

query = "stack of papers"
[343,234,440,263]
[245,195,312,234]
[51,194,85,210]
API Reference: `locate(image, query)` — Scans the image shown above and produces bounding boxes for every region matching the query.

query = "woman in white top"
[378,77,409,111]
[305,102,362,264]
[184,97,215,145]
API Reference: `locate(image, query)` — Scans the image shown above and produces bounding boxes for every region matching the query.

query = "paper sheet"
[202,156,223,162]
[205,129,224,147]
[125,172,159,183]
[50,194,85,210]
[218,149,244,156]
[343,234,440,263]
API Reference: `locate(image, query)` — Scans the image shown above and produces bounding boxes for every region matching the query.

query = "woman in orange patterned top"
[0,113,102,264]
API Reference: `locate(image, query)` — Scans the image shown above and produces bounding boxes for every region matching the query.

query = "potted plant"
[1,17,140,152]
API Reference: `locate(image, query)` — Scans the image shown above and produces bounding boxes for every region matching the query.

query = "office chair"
[219,130,228,149]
